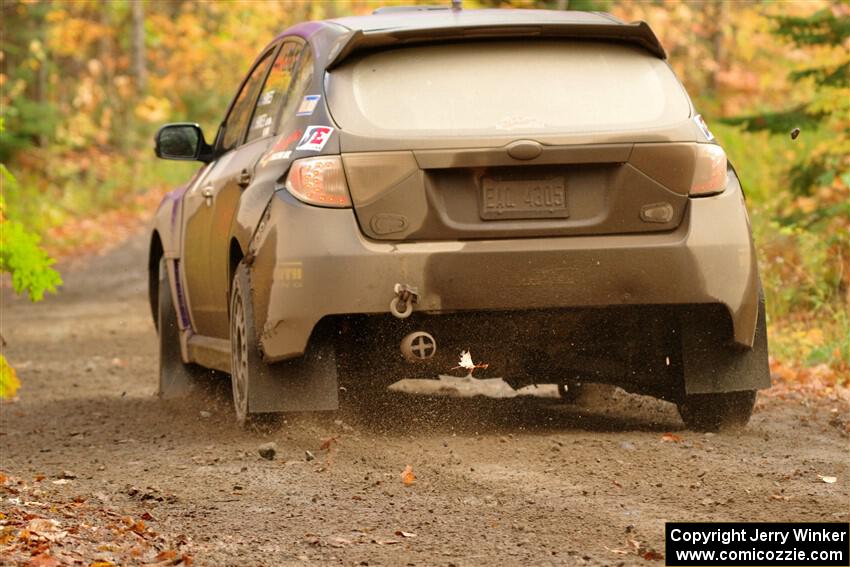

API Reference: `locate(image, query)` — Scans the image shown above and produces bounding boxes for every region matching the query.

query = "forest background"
[1,0,848,393]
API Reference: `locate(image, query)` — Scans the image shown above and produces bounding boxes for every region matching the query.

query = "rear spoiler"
[326,20,666,69]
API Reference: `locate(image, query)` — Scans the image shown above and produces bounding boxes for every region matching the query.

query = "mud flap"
[680,295,771,395]
[247,339,339,413]
[159,358,197,399]
[158,257,202,399]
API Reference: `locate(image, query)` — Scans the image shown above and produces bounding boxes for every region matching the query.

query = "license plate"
[480,177,569,220]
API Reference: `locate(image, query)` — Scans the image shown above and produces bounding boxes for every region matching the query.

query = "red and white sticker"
[295,126,334,152]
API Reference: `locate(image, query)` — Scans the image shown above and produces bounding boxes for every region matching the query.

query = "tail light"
[284,156,351,208]
[690,144,728,197]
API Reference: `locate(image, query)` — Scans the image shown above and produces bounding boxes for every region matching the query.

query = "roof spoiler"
[326,20,666,70]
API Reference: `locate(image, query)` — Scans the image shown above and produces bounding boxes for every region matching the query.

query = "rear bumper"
[249,182,759,362]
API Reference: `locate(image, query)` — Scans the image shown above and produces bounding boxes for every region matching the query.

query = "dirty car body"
[149,8,770,430]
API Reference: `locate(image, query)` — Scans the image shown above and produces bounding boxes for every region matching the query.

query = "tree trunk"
[707,0,726,96]
[132,0,146,93]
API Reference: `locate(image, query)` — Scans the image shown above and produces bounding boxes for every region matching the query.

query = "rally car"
[149,7,770,430]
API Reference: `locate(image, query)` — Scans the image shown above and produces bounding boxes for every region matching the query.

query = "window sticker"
[693,114,715,141]
[295,126,333,151]
[296,95,321,116]
[258,90,276,106]
[252,113,272,130]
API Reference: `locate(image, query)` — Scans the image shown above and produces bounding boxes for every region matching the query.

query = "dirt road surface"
[2,234,848,566]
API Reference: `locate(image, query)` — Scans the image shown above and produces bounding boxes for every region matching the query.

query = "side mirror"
[154,123,212,162]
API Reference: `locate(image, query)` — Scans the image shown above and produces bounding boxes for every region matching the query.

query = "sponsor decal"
[259,150,292,168]
[268,150,292,161]
[296,126,333,152]
[296,94,321,116]
[694,114,715,141]
[274,261,303,288]
[258,90,275,106]
[271,129,302,152]
[252,113,272,130]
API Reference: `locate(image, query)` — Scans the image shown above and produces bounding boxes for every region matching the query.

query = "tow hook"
[390,283,419,319]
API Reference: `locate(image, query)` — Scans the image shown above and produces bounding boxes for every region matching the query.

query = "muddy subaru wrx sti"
[149,8,770,430]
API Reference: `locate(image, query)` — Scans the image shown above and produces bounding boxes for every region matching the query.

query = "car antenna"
[451,0,462,12]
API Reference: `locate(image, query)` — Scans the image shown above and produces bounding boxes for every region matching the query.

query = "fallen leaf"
[27,554,60,567]
[605,546,630,555]
[371,538,402,545]
[660,433,682,443]
[394,530,417,538]
[27,518,66,542]
[154,550,177,561]
[452,350,489,376]
[400,464,416,486]
[818,475,837,484]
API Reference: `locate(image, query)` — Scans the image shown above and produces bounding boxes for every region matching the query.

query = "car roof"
[328,9,624,32]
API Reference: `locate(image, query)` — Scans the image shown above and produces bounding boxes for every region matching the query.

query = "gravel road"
[1,234,848,566]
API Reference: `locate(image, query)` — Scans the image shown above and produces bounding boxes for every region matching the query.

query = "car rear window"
[327,40,691,136]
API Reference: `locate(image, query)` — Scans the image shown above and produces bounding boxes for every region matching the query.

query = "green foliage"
[0,165,62,302]
[720,105,825,135]
[0,1,58,161]
[773,8,850,47]
[723,3,849,196]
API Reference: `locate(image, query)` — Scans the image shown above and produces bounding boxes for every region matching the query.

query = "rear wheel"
[229,262,281,428]
[157,258,208,397]
[677,390,756,431]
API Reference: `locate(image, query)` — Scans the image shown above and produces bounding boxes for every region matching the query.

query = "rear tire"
[677,390,756,432]
[556,381,585,404]
[229,262,282,428]
[157,258,208,397]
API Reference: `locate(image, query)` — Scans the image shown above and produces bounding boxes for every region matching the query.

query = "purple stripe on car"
[173,259,192,330]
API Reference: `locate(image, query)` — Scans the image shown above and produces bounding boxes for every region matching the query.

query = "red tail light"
[690,144,728,197]
[284,156,351,208]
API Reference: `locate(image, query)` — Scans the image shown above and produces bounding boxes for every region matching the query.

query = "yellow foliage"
[0,354,21,399]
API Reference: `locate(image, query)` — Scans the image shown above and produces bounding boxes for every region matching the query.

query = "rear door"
[204,40,305,338]
[182,41,304,338]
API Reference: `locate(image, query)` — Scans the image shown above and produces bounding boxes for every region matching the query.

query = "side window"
[246,41,301,144]
[279,47,315,123]
[221,49,275,152]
